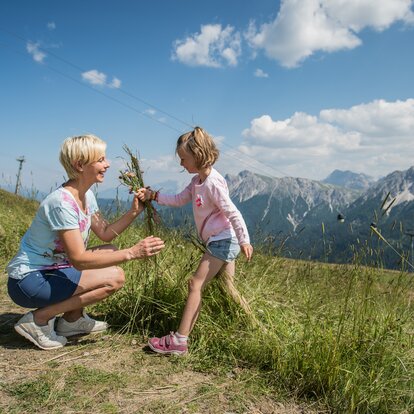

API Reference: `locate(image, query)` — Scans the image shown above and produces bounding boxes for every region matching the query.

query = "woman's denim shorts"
[8,267,82,309]
[206,237,240,263]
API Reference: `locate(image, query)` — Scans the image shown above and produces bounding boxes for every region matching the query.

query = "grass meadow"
[0,188,413,413]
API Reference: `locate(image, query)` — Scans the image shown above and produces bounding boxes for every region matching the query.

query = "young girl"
[138,126,253,355]
[7,134,165,350]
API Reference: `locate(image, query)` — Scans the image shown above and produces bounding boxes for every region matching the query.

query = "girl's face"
[177,148,198,174]
[82,154,110,184]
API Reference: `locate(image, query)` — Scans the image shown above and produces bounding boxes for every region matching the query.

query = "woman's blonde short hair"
[59,134,107,180]
[176,126,219,169]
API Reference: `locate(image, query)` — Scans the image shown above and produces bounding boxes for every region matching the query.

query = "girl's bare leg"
[33,245,125,325]
[177,253,225,336]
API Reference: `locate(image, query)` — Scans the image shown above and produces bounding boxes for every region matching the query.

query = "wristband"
[150,190,159,202]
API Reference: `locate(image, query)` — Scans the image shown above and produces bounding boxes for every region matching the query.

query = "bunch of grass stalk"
[118,144,161,333]
[118,144,158,235]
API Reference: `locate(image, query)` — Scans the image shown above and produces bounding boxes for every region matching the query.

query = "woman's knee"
[112,266,125,290]
[103,266,125,293]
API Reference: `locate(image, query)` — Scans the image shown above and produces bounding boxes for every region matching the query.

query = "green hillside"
[1,189,413,413]
[0,188,39,270]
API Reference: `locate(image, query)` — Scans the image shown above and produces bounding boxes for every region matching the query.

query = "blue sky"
[1,0,414,197]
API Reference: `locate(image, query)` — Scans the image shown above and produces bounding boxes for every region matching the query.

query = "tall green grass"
[0,189,38,270]
[91,223,414,413]
[1,188,413,412]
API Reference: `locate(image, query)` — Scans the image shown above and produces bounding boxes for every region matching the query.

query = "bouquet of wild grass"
[118,144,159,235]
[118,145,163,332]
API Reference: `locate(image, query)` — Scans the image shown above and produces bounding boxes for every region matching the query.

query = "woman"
[7,134,165,350]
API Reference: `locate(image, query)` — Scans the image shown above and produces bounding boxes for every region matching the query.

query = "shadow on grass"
[0,312,31,349]
[0,312,21,332]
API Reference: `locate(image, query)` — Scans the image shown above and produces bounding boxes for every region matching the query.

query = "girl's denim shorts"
[8,267,82,309]
[206,236,240,263]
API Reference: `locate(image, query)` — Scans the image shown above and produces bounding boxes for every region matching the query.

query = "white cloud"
[81,70,122,89]
[172,24,241,67]
[82,70,106,85]
[109,77,121,89]
[240,98,414,179]
[47,22,56,30]
[116,99,414,185]
[26,41,46,63]
[242,113,361,151]
[322,0,414,31]
[138,154,190,190]
[246,0,414,67]
[254,68,269,78]
[320,99,414,140]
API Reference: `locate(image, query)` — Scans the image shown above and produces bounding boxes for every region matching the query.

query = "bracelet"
[150,190,159,202]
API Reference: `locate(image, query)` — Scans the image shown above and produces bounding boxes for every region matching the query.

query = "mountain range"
[230,168,414,268]
[150,167,414,269]
[5,167,412,270]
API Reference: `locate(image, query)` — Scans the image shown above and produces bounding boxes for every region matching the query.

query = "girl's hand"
[137,187,152,201]
[129,235,165,259]
[241,243,253,262]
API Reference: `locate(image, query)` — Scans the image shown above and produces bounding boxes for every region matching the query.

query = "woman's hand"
[129,193,144,216]
[241,243,253,262]
[129,235,165,259]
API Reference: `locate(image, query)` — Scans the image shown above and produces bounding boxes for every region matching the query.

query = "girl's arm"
[209,183,252,248]
[91,194,144,242]
[240,243,253,262]
[213,189,253,261]
[58,229,164,270]
[138,182,192,207]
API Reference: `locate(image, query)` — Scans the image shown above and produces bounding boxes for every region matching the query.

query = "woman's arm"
[59,229,164,270]
[91,194,144,242]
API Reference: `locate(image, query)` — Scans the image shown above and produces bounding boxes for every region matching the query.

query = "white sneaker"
[14,312,67,350]
[56,310,108,337]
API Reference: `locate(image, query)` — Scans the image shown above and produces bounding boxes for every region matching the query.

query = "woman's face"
[82,154,110,184]
[177,148,198,174]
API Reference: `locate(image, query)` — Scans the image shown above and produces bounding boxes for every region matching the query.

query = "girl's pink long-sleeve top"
[157,168,250,245]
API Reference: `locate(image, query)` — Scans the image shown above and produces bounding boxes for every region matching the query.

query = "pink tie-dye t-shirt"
[7,187,99,279]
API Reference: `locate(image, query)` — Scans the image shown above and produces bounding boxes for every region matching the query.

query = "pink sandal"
[148,332,188,355]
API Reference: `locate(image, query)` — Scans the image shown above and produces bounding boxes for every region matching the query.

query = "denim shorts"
[8,267,82,309]
[206,237,240,263]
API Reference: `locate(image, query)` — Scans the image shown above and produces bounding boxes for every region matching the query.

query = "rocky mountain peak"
[322,169,375,190]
